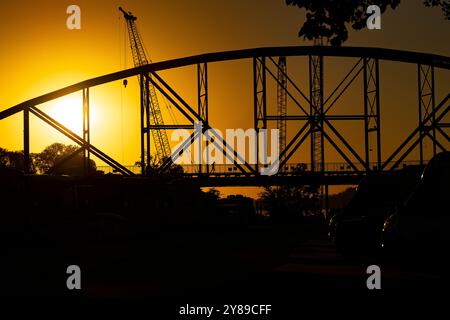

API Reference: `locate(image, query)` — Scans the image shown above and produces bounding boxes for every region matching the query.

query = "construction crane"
[119,7,171,165]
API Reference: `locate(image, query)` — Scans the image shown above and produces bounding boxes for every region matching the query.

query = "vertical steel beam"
[277,56,287,166]
[418,64,436,164]
[145,75,151,171]
[198,63,208,174]
[376,60,382,169]
[140,74,145,175]
[138,74,152,174]
[83,88,90,175]
[309,54,324,173]
[253,57,267,174]
[23,107,30,174]
[310,38,326,217]
[363,58,381,171]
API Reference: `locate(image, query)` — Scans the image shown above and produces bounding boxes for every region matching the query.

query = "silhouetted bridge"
[1,46,449,187]
[96,160,428,187]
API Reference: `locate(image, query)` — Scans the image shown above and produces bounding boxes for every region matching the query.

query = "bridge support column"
[309,54,325,173]
[363,58,381,172]
[277,56,287,167]
[83,88,91,175]
[145,76,151,172]
[140,74,151,175]
[23,107,30,174]
[310,51,327,217]
[140,75,145,175]
[139,74,150,176]
[418,64,436,164]
[253,57,267,174]
[198,62,208,175]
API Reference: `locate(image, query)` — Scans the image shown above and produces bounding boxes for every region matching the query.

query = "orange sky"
[0,0,449,198]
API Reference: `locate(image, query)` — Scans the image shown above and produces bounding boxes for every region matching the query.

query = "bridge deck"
[95,161,425,186]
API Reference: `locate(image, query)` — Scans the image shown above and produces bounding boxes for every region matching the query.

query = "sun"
[46,94,97,136]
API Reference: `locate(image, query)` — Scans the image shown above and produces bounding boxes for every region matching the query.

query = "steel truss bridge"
[1,46,449,187]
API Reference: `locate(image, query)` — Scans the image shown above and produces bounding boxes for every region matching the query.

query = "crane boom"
[119,7,171,164]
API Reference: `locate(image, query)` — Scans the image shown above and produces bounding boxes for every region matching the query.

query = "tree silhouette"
[0,147,36,173]
[286,0,449,46]
[34,143,96,175]
[1,144,96,175]
[34,143,78,173]
[0,147,8,168]
[259,183,320,223]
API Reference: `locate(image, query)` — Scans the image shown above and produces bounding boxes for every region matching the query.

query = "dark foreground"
[1,215,446,317]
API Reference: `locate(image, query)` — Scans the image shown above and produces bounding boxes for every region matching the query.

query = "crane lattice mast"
[119,7,171,165]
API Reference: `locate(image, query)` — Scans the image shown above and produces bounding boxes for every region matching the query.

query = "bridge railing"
[178,161,426,176]
[96,165,141,175]
[96,160,427,176]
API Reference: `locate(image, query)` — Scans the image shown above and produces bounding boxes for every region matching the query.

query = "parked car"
[382,152,450,268]
[333,167,422,254]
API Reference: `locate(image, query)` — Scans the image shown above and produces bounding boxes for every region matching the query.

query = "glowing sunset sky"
[0,0,448,197]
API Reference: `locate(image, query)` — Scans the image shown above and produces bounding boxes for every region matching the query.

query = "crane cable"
[164,96,178,125]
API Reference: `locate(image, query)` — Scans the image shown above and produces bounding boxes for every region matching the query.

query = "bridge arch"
[1,46,449,181]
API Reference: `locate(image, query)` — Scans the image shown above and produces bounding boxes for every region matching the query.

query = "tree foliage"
[1,143,96,175]
[0,147,36,173]
[424,0,450,18]
[259,183,320,222]
[286,0,449,46]
[34,143,79,173]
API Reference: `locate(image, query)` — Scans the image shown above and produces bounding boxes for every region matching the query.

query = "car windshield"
[345,174,418,217]
[404,155,450,216]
